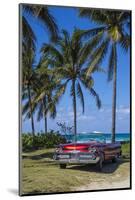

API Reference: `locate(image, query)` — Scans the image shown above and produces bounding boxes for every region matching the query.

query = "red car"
[53,134,121,170]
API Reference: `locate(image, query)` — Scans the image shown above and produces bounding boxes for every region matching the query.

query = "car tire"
[60,164,66,169]
[97,159,103,171]
[112,158,117,163]
[97,153,104,171]
[112,156,118,163]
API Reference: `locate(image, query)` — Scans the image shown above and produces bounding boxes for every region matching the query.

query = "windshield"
[69,133,106,143]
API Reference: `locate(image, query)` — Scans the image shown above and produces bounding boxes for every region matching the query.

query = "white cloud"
[116,107,130,114]
[99,105,130,115]
[78,115,95,121]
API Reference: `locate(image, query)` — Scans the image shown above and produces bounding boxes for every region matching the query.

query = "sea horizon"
[63,132,130,143]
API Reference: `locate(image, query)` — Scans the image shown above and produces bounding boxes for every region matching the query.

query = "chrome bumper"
[54,153,100,164]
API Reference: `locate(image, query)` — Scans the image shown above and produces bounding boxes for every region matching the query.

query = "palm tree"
[78,9,130,142]
[22,58,62,134]
[22,47,37,136]
[30,65,58,134]
[21,4,59,135]
[41,29,102,139]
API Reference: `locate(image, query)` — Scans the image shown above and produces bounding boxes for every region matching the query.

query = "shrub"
[22,132,66,152]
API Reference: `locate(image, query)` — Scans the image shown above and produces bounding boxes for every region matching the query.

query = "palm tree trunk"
[111,45,117,143]
[72,80,77,140]
[42,97,47,134]
[27,84,35,136]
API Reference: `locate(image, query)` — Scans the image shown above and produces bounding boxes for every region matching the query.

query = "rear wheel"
[60,164,66,169]
[112,154,119,163]
[97,153,104,171]
[112,157,117,163]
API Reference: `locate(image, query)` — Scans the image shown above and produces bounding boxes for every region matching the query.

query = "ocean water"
[63,133,130,143]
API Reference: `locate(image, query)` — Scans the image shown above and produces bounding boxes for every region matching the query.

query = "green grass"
[121,142,130,157]
[21,144,130,195]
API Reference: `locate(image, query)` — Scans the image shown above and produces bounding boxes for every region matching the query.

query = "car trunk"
[60,142,97,152]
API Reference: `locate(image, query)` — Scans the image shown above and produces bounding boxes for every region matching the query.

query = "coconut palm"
[30,65,58,134]
[22,58,62,134]
[21,4,59,135]
[22,46,38,136]
[41,29,102,138]
[78,9,131,142]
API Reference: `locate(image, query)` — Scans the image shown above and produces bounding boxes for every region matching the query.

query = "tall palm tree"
[21,4,59,135]
[41,29,102,139]
[78,9,131,142]
[22,47,37,136]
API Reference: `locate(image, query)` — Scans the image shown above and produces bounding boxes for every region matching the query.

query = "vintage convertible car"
[53,134,121,170]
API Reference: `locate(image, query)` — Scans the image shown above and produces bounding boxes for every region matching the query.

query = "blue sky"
[22,6,130,133]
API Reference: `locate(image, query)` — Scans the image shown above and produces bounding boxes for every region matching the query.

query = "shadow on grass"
[22,151,54,160]
[67,158,130,174]
[22,150,130,174]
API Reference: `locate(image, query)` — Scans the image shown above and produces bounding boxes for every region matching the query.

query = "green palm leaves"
[22,4,59,42]
[79,9,130,77]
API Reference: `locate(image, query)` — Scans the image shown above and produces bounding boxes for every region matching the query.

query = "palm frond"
[22,16,36,51]
[78,33,103,66]
[41,44,64,64]
[79,9,108,25]
[22,100,30,116]
[90,88,101,109]
[80,73,94,89]
[119,34,130,52]
[86,39,110,76]
[37,102,43,121]
[118,11,131,23]
[78,27,106,40]
[48,102,57,119]
[53,80,69,104]
[61,29,70,44]
[23,4,59,42]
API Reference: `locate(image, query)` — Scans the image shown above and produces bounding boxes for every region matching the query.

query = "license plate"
[58,154,70,159]
[79,154,93,159]
[70,159,78,163]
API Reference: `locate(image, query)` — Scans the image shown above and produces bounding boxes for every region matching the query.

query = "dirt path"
[75,177,129,191]
[73,161,130,191]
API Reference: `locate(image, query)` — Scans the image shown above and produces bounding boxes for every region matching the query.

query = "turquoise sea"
[63,133,130,143]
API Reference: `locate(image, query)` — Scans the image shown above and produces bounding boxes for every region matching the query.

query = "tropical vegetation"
[22,132,66,152]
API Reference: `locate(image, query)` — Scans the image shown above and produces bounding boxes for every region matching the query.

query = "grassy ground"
[121,142,130,157]
[21,143,130,195]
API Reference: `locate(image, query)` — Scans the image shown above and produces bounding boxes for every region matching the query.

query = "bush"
[22,131,66,152]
